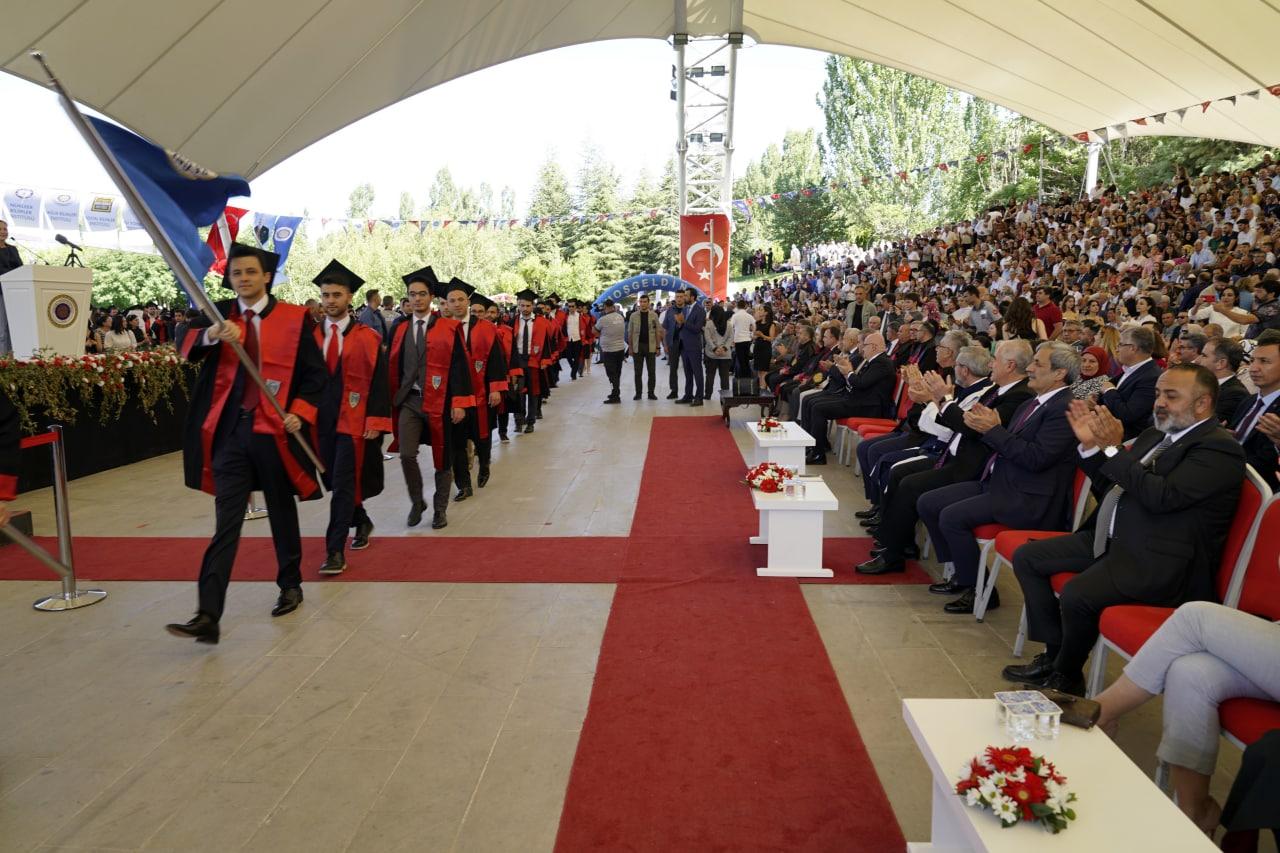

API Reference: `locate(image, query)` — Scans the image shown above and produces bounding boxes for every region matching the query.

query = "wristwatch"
[1102,445,1121,458]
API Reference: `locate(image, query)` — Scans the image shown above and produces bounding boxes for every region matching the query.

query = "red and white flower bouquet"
[955,745,1077,833]
[756,416,782,433]
[742,461,794,493]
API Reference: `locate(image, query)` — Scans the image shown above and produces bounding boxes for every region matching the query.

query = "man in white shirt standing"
[729,300,756,380]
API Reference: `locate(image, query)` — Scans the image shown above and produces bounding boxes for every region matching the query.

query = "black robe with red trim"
[387,314,475,470]
[494,322,514,414]
[314,320,391,503]
[178,297,327,500]
[0,387,18,502]
[462,316,508,437]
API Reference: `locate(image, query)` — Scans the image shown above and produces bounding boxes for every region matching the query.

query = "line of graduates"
[166,245,567,645]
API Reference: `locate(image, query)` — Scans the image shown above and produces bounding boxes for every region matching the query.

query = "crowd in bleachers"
[724,159,1280,846]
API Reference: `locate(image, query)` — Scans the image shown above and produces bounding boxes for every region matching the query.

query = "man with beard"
[1004,364,1245,696]
[387,268,475,530]
[311,260,391,575]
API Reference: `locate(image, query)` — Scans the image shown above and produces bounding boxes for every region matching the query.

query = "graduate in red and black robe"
[167,243,326,645]
[0,384,18,526]
[310,259,391,576]
[511,289,552,433]
[450,285,508,495]
[388,267,475,530]
[484,300,515,442]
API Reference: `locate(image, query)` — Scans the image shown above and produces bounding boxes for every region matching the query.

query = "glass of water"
[1004,703,1037,742]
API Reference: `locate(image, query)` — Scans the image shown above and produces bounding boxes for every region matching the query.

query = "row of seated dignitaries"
[847,329,1280,695]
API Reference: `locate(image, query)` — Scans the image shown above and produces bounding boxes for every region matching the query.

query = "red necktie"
[326,324,340,374]
[241,310,260,411]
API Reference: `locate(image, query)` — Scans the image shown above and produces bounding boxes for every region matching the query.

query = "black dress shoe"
[648,392,658,400]
[272,587,303,617]
[407,500,427,527]
[690,399,704,407]
[477,467,490,488]
[666,391,678,399]
[807,454,827,466]
[675,397,693,405]
[1001,652,1055,684]
[856,555,905,575]
[862,523,879,536]
[318,551,346,575]
[858,514,880,528]
[524,423,535,434]
[454,486,473,503]
[1038,670,1087,697]
[536,413,543,420]
[943,587,1000,614]
[499,432,509,442]
[928,579,967,596]
[902,543,920,560]
[633,393,642,400]
[165,612,219,644]
[431,510,448,529]
[351,520,374,550]
[604,397,620,404]
[854,507,880,519]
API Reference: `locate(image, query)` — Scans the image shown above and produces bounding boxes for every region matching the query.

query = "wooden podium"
[0,265,93,358]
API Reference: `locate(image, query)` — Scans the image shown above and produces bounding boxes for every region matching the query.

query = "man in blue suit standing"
[916,341,1082,614]
[675,289,706,407]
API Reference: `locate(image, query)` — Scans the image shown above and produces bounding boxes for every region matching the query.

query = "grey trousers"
[1123,601,1280,776]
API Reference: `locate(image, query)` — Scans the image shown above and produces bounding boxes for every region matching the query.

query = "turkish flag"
[205,206,247,275]
[680,213,730,300]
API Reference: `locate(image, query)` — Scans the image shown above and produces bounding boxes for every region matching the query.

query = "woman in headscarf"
[702,302,733,400]
[1071,345,1113,399]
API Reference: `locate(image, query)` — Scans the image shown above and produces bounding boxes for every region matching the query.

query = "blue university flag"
[86,116,249,286]
[270,215,303,268]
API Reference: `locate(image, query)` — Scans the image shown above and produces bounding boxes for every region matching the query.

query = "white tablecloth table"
[902,698,1218,852]
[746,420,815,475]
[750,478,837,578]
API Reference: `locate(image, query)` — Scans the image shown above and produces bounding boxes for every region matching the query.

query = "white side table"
[902,698,1218,852]
[746,421,815,475]
[750,479,837,578]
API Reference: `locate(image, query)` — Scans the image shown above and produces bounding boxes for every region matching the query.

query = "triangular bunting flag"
[1268,84,1280,97]
[1073,131,1090,142]
[937,162,949,172]
[1247,90,1261,99]
[1201,101,1211,112]
[897,171,908,181]
[1175,108,1187,121]
[365,219,375,234]
[1153,113,1166,124]
[1221,95,1236,106]
[976,154,988,164]
[1132,117,1147,126]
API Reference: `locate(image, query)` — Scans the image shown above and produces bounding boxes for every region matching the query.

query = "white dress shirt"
[204,293,268,349]
[567,311,580,342]
[323,314,351,357]
[1116,357,1152,388]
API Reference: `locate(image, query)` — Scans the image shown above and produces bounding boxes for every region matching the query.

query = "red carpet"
[555,416,906,851]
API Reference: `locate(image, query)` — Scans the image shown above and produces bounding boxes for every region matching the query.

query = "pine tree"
[567,144,628,283]
[624,163,679,274]
[519,154,572,269]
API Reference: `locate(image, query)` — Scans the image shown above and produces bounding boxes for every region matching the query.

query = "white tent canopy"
[4,0,1279,179]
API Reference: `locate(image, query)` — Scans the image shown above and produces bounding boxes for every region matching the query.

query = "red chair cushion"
[972,523,1008,542]
[1098,605,1174,657]
[838,417,895,430]
[858,424,895,438]
[1237,500,1280,621]
[1220,698,1280,748]
[1050,572,1075,594]
[994,530,1068,561]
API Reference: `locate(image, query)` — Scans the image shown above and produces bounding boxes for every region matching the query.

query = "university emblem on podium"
[46,294,78,329]
[431,376,442,389]
[348,392,361,408]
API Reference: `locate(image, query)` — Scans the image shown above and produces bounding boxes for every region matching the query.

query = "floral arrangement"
[743,461,794,493]
[757,416,782,433]
[955,745,1077,833]
[0,346,196,432]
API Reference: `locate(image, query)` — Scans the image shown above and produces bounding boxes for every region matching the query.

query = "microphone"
[55,233,83,251]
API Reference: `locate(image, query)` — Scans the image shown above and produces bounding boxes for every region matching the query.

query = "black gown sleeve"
[446,328,475,406]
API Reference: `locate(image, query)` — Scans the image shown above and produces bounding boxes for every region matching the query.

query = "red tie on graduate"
[325,324,340,374]
[240,310,260,411]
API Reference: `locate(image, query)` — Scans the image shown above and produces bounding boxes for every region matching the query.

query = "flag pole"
[29,50,325,478]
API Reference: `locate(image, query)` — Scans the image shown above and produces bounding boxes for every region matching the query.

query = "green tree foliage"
[397,191,415,221]
[566,144,628,282]
[347,182,375,219]
[623,163,679,274]
[519,154,572,267]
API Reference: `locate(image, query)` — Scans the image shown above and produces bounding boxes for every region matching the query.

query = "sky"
[1,40,829,225]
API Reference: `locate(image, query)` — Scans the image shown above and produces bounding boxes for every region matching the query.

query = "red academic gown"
[0,387,17,501]
[312,320,391,502]
[387,315,475,470]
[179,298,325,499]
[462,316,509,437]
[494,322,515,414]
[512,314,552,396]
